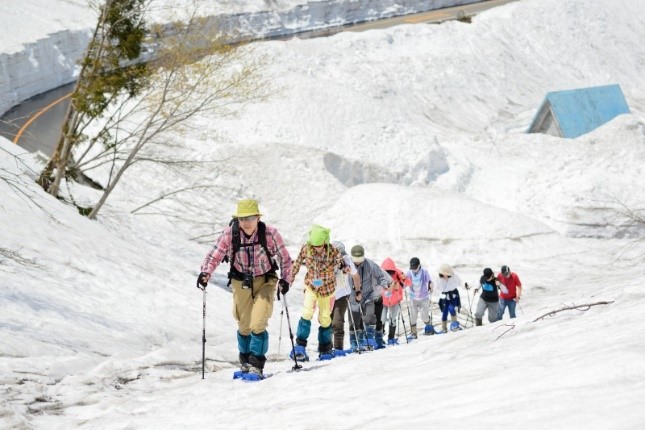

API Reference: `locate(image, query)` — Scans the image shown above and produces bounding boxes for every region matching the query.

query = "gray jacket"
[349,258,391,308]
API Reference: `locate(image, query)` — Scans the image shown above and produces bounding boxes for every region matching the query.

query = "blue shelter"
[527,84,630,138]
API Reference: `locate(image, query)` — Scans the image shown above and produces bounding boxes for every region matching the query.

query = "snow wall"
[0,0,479,116]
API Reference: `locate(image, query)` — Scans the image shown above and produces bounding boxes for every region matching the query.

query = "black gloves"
[197,272,210,288]
[278,279,290,295]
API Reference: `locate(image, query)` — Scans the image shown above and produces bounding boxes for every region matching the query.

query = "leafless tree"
[39,0,272,220]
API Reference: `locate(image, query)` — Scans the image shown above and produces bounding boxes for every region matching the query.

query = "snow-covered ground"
[1,0,644,428]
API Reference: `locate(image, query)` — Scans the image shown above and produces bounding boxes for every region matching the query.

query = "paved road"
[0,84,73,156]
[0,0,516,155]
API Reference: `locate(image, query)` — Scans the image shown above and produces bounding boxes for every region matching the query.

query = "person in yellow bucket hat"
[198,199,293,380]
[289,225,345,361]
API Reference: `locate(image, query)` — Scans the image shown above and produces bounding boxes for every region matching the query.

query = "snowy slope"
[1,0,644,428]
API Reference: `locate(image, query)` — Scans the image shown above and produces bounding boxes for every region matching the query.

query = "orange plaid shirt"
[291,244,343,297]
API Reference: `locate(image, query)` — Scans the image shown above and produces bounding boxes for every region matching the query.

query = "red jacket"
[381,258,411,307]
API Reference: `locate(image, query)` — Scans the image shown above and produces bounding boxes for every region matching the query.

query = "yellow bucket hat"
[232,199,262,218]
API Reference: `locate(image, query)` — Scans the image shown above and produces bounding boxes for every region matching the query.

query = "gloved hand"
[197,272,210,288]
[278,279,290,295]
[464,282,470,290]
[354,290,362,301]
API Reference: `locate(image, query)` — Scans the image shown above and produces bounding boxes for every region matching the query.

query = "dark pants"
[332,295,349,350]
[349,301,376,330]
[374,297,384,331]
[439,289,461,322]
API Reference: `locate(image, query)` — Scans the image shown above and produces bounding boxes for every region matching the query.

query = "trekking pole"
[277,309,284,355]
[398,303,409,343]
[464,283,473,328]
[357,302,376,349]
[197,282,207,380]
[347,298,362,355]
[278,290,302,371]
[518,299,525,315]
[403,288,414,335]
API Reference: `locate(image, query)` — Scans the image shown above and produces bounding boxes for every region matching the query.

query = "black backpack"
[223,219,277,283]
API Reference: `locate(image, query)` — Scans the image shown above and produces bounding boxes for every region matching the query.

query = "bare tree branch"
[130,184,211,213]
[493,323,516,341]
[532,301,615,322]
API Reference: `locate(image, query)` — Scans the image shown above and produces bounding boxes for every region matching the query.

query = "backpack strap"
[257,221,273,259]
[225,219,276,286]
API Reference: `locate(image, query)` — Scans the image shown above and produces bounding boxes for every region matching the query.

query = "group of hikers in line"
[197,199,523,379]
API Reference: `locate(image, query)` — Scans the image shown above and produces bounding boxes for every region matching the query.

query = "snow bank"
[0,0,479,115]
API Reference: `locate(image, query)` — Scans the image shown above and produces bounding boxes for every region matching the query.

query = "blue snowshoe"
[319,352,334,361]
[424,324,435,335]
[450,321,462,332]
[233,367,266,381]
[333,349,349,357]
[387,338,399,346]
[290,345,309,361]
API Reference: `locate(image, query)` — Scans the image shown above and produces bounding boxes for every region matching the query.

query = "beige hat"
[438,264,454,277]
[232,199,262,218]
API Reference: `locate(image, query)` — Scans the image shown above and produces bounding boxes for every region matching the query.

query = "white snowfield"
[1,0,644,429]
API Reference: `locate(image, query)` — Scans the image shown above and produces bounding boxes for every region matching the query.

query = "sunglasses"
[238,215,258,222]
[439,274,452,279]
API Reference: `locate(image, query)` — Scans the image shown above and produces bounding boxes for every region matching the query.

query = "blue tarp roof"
[528,84,630,138]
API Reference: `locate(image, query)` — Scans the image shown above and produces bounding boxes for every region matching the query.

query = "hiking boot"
[441,321,448,333]
[248,366,263,376]
[375,329,385,349]
[476,318,483,326]
[387,325,396,341]
[239,352,251,372]
[242,365,265,381]
[410,324,418,339]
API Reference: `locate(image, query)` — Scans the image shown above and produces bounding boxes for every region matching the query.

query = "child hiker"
[290,225,343,360]
[381,258,411,345]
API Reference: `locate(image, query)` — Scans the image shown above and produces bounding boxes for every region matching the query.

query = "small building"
[527,84,630,138]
